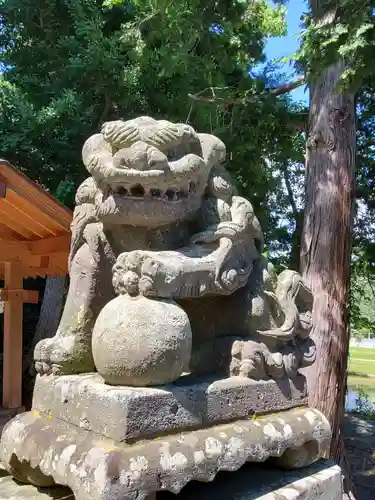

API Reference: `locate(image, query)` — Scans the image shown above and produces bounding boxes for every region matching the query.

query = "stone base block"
[32,373,308,441]
[0,407,330,500]
[159,460,343,499]
[0,461,342,500]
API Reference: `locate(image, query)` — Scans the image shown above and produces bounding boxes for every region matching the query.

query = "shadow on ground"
[345,413,375,500]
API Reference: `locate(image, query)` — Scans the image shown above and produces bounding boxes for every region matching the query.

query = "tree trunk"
[300,58,356,471]
[290,210,303,271]
[28,275,68,371]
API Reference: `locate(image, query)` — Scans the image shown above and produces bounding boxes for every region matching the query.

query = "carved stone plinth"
[0,460,343,500]
[159,460,343,500]
[31,373,308,442]
[0,404,330,500]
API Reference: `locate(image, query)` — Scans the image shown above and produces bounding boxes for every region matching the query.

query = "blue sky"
[264,0,308,103]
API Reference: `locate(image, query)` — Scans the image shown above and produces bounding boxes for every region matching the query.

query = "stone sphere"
[92,295,192,386]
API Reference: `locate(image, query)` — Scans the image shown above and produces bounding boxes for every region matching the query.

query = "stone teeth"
[165,188,176,201]
[113,186,128,195]
[189,181,196,193]
[111,184,191,200]
[150,188,162,198]
[130,184,145,197]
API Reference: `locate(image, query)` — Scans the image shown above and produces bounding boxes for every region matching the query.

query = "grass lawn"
[349,346,375,376]
[349,346,375,361]
[348,346,375,396]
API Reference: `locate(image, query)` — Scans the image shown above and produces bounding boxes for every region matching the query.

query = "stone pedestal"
[31,373,309,441]
[0,461,342,500]
[161,460,343,500]
[0,375,331,500]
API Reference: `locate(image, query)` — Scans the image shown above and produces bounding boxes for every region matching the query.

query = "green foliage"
[0,0,297,244]
[350,75,375,332]
[350,270,375,336]
[295,0,375,89]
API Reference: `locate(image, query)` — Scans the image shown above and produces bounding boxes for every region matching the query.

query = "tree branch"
[268,76,305,96]
[188,76,305,105]
[282,163,299,218]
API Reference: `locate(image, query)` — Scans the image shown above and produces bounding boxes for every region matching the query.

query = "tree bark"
[300,58,356,472]
[27,275,68,372]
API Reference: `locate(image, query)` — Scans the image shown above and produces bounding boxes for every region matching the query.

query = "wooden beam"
[4,189,61,235]
[2,262,23,409]
[0,221,25,241]
[0,201,48,238]
[0,235,71,262]
[0,240,29,261]
[0,288,39,304]
[0,161,72,230]
[29,234,71,256]
[0,205,37,239]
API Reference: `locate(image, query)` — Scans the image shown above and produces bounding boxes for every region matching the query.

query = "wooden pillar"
[3,262,23,409]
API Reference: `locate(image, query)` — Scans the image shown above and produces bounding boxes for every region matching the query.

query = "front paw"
[34,336,94,376]
[139,257,172,297]
[113,250,170,297]
[113,250,152,295]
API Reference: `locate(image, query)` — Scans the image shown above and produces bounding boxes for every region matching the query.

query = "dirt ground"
[344,413,375,500]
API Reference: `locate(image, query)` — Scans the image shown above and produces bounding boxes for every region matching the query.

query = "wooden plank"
[0,201,48,238]
[4,189,63,234]
[2,262,23,409]
[0,161,72,229]
[0,222,23,241]
[0,255,69,278]
[22,267,67,278]
[0,289,39,304]
[1,194,57,236]
[29,234,71,256]
[0,205,38,239]
[0,240,29,261]
[0,236,71,262]
[0,248,49,267]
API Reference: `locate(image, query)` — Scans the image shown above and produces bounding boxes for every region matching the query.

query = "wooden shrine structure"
[0,160,72,409]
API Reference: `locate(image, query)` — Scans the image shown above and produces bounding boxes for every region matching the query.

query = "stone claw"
[33,335,94,376]
[34,361,44,375]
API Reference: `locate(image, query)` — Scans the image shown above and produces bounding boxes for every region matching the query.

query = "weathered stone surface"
[32,373,308,442]
[92,295,192,386]
[0,460,343,500]
[33,116,316,387]
[159,460,343,500]
[0,407,330,500]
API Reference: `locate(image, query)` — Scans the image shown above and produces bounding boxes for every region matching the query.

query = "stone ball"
[92,294,192,386]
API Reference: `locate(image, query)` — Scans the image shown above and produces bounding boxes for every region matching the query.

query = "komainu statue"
[0,117,332,500]
[34,116,315,385]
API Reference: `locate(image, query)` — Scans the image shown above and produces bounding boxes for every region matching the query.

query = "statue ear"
[197,133,226,169]
[206,164,236,201]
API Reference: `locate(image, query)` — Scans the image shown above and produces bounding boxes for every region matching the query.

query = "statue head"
[81,117,226,227]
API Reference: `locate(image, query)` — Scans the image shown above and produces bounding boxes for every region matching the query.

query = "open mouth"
[109,180,197,202]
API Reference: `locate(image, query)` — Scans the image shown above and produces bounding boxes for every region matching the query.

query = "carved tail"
[257,270,311,342]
